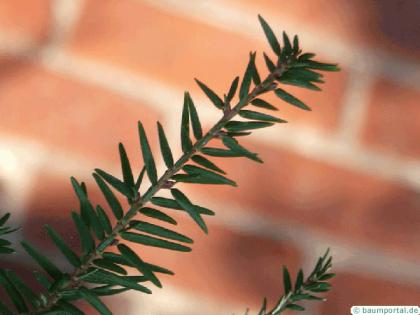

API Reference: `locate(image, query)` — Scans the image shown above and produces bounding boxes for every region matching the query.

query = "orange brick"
[67,0,346,131]
[68,0,253,92]
[228,0,420,60]
[261,69,347,130]
[26,137,420,265]
[0,0,50,41]
[362,78,420,159]
[183,140,420,261]
[0,58,161,164]
[121,222,302,307]
[319,272,420,314]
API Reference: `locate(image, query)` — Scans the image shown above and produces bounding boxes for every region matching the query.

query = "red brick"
[127,221,302,308]
[67,0,346,131]
[27,137,419,267]
[68,0,253,92]
[0,58,161,164]
[183,140,420,261]
[228,0,420,60]
[0,0,51,41]
[320,272,420,314]
[260,69,346,130]
[362,78,420,159]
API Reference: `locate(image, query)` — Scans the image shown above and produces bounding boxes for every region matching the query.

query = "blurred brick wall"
[0,1,419,314]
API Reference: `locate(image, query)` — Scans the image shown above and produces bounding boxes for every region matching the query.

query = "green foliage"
[44,225,81,268]
[0,15,338,315]
[157,122,174,168]
[181,92,194,153]
[138,121,158,185]
[0,212,18,254]
[256,249,335,315]
[195,79,225,109]
[258,15,281,56]
[275,88,311,111]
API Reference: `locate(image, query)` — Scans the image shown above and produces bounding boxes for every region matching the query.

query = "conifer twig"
[0,15,339,315]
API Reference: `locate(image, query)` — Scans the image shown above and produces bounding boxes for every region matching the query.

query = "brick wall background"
[0,1,419,314]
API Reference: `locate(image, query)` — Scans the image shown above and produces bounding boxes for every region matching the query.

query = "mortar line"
[3,132,419,288]
[2,135,420,293]
[1,44,420,192]
[139,0,420,90]
[201,198,420,287]
[32,50,420,192]
[47,0,84,49]
[336,69,374,144]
